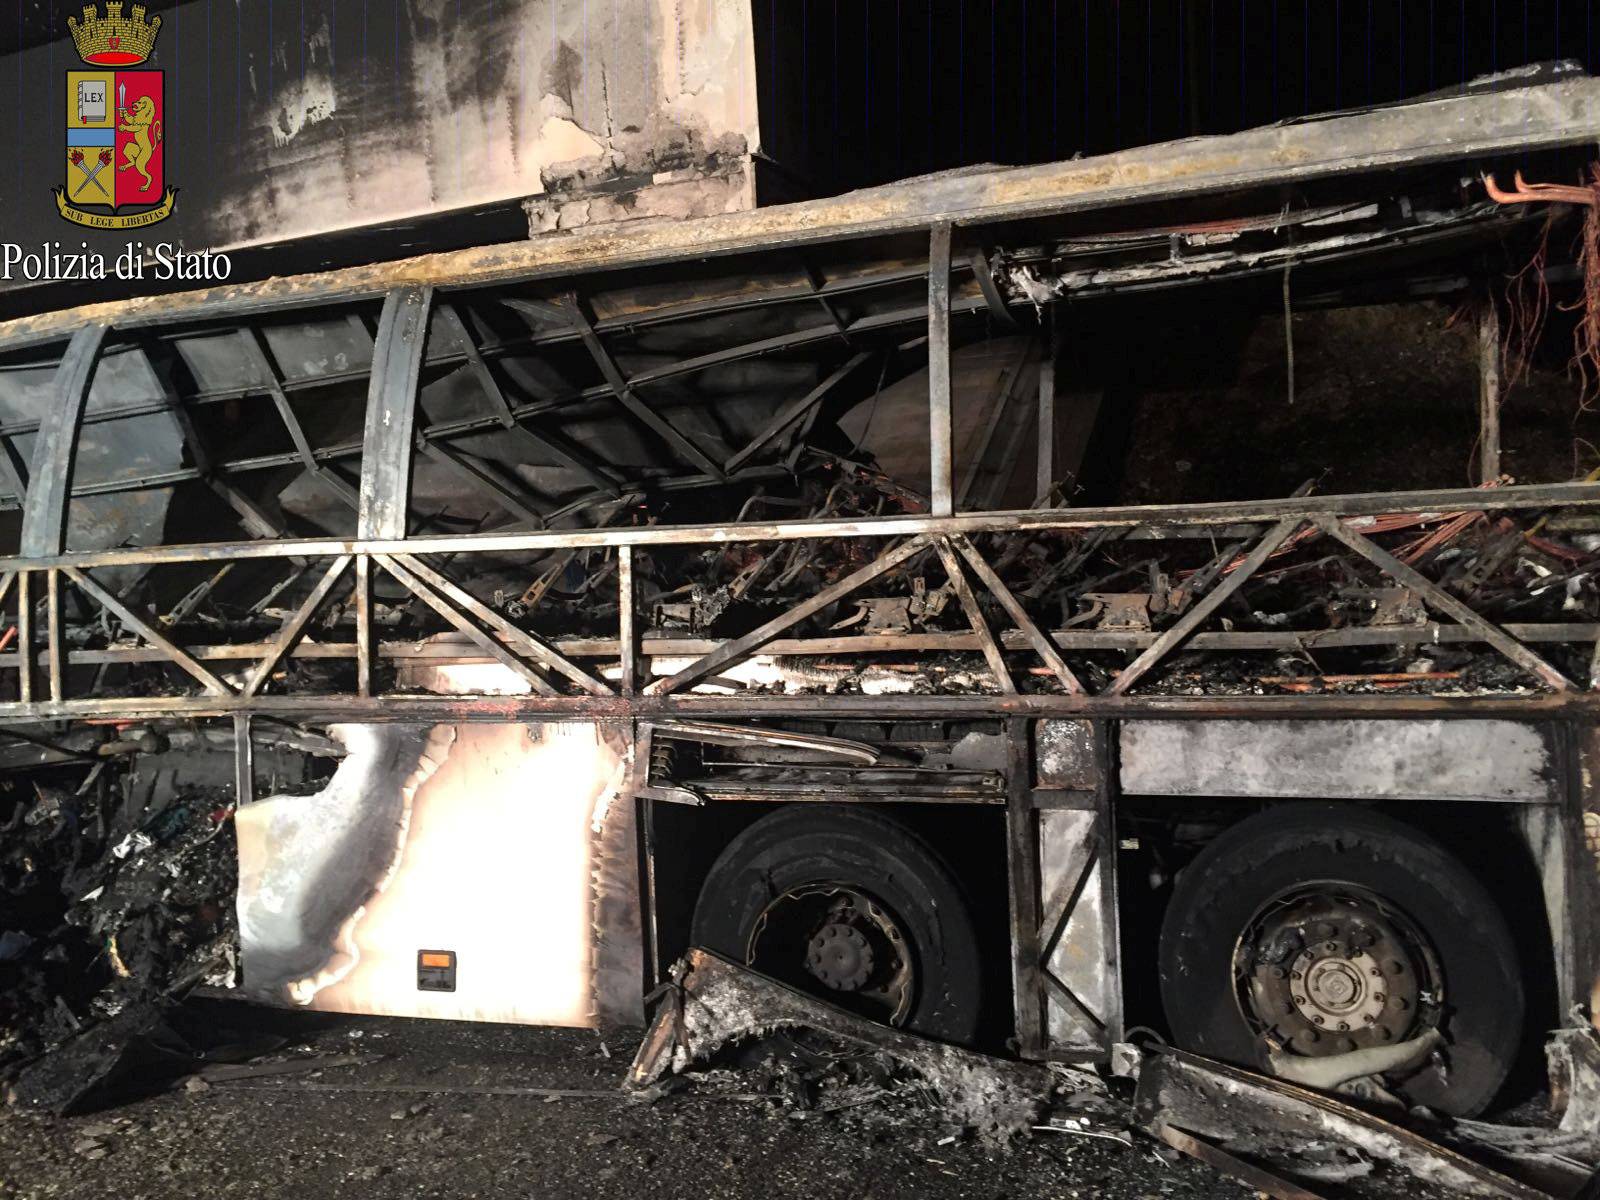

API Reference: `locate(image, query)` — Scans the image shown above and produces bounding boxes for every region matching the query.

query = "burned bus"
[4,68,1600,1121]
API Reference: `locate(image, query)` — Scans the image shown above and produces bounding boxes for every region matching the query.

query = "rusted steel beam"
[60,566,232,696]
[358,286,435,540]
[507,425,623,499]
[4,482,1592,574]
[354,553,372,697]
[801,260,852,343]
[0,291,968,510]
[951,534,1084,693]
[418,438,545,527]
[1006,718,1046,1057]
[374,553,557,697]
[233,713,254,807]
[15,572,31,705]
[45,570,62,703]
[388,552,614,697]
[563,292,725,480]
[957,339,1034,511]
[934,536,1016,694]
[928,222,955,517]
[241,555,353,698]
[645,535,935,697]
[8,688,1600,727]
[429,301,621,499]
[241,326,364,514]
[1036,313,1058,504]
[0,435,27,505]
[434,302,515,426]
[10,74,1600,351]
[19,324,107,558]
[243,327,319,472]
[159,562,233,631]
[618,545,637,698]
[1107,517,1304,695]
[1478,294,1503,484]
[970,246,1018,327]
[5,618,1598,672]
[723,351,873,475]
[1314,514,1575,691]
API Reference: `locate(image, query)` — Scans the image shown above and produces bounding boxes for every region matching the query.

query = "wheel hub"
[807,922,875,991]
[1236,890,1435,1057]
[1292,948,1387,1029]
[747,884,915,1025]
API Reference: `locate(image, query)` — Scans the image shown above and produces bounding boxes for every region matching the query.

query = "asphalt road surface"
[0,1002,1252,1200]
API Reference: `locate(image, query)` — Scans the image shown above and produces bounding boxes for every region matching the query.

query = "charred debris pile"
[0,730,323,1112]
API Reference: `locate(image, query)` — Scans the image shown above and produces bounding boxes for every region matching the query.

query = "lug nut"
[1369,968,1382,978]
[1312,1016,1325,1026]
[1291,970,1302,981]
[1374,993,1386,1004]
[1324,941,1338,953]
[1336,1022,1349,1031]
[1293,996,1307,1006]
[1363,1014,1376,1025]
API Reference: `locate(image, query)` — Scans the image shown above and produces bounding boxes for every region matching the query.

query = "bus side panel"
[235,721,637,1027]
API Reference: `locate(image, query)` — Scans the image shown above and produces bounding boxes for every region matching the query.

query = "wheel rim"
[1232,883,1443,1059]
[746,883,916,1025]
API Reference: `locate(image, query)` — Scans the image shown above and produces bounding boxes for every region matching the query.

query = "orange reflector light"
[417,949,457,992]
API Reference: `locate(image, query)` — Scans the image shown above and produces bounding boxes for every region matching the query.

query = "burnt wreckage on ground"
[4,67,1600,1153]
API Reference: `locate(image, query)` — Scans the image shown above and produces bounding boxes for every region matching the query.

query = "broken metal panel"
[358,288,435,541]
[1577,723,1600,1021]
[19,325,107,558]
[1038,807,1119,1054]
[237,719,634,1027]
[927,222,954,517]
[629,948,1052,1136]
[1037,719,1101,790]
[1134,1050,1549,1200]
[1120,719,1557,803]
[236,724,452,1001]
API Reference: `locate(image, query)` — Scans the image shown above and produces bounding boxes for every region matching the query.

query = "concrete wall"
[1,0,759,261]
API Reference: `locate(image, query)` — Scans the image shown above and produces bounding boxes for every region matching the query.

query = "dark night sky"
[0,1,1592,292]
[757,1,1600,192]
[3,3,1596,194]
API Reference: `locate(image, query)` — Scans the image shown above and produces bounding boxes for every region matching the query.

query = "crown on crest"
[68,4,162,67]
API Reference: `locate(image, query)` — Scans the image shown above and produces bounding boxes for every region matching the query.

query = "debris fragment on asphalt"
[1133,1048,1550,1199]
[628,948,1059,1139]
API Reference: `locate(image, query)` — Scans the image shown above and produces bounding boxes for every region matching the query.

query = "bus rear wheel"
[691,805,983,1044]
[1157,804,1523,1117]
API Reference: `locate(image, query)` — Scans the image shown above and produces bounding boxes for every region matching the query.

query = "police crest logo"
[57,3,176,229]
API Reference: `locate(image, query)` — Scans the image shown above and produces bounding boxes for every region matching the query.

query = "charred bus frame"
[3,72,1600,1099]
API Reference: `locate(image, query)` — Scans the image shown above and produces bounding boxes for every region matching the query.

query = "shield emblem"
[62,68,170,225]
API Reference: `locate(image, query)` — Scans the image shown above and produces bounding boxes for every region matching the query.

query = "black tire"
[691,805,983,1045]
[1158,804,1524,1117]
